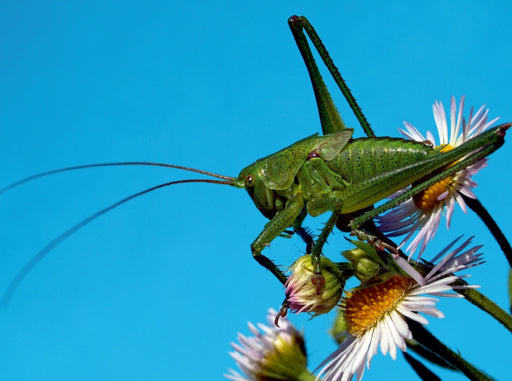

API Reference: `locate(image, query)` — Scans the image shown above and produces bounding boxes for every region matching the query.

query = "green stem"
[463,195,512,268]
[406,338,456,370]
[402,352,442,381]
[509,270,512,314]
[454,279,512,333]
[407,318,495,380]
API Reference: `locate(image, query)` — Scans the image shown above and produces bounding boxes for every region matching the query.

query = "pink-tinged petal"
[285,255,344,316]
[227,309,309,380]
[317,239,483,381]
[426,130,436,145]
[434,100,448,144]
[400,122,426,141]
[379,97,498,258]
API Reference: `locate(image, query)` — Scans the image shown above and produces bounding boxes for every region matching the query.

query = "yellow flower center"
[343,276,415,336]
[412,144,456,210]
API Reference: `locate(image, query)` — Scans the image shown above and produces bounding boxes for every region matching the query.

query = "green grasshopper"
[1,16,509,303]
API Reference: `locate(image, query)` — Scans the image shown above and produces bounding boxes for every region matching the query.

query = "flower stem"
[454,279,512,333]
[402,351,442,381]
[407,318,495,380]
[463,195,512,268]
[509,270,512,314]
[406,339,456,370]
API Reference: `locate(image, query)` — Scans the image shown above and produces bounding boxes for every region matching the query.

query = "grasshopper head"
[235,162,281,219]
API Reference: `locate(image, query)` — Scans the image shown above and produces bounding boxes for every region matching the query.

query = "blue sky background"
[0,1,511,380]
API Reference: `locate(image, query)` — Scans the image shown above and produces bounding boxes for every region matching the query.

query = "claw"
[352,228,399,254]
[274,302,289,327]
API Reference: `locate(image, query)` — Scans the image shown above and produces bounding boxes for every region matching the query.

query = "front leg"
[251,195,305,284]
[292,207,315,254]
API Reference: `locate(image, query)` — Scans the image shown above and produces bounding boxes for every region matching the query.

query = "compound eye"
[244,175,255,188]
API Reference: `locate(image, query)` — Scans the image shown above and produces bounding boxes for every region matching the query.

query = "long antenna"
[0,161,235,195]
[1,177,233,306]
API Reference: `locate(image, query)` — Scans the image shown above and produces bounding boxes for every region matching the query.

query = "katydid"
[0,16,509,304]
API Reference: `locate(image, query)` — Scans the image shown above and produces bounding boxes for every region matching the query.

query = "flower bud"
[226,309,314,381]
[342,243,381,282]
[329,308,350,346]
[285,255,345,316]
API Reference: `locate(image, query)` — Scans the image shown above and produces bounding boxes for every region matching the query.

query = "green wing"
[258,130,353,190]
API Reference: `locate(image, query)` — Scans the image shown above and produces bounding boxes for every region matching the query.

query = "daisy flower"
[226,308,315,381]
[315,237,483,381]
[377,96,499,257]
